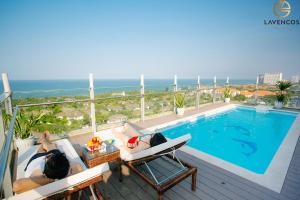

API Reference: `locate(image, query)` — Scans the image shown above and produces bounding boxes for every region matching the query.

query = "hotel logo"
[273,0,291,18]
[264,0,299,26]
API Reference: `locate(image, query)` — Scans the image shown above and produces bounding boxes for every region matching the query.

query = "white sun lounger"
[119,134,191,161]
[115,131,197,200]
[8,139,109,200]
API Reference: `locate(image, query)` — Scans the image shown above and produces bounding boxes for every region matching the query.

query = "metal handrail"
[95,94,141,100]
[18,94,142,108]
[0,92,10,104]
[18,98,91,107]
[16,89,217,108]
[0,106,19,195]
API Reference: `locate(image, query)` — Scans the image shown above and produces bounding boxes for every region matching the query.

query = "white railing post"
[140,74,145,122]
[255,76,259,100]
[0,111,4,151]
[226,76,229,87]
[3,157,13,197]
[1,73,14,197]
[196,75,200,109]
[89,74,97,135]
[2,73,13,115]
[213,76,216,103]
[173,75,177,112]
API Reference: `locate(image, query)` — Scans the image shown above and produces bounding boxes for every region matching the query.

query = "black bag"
[150,133,167,147]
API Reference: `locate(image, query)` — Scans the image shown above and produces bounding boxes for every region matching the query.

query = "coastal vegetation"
[8,83,299,135]
[10,89,212,134]
[232,94,246,101]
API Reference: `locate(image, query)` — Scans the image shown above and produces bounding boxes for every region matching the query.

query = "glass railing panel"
[200,92,213,104]
[14,96,91,136]
[94,93,140,125]
[180,88,196,109]
[144,91,174,116]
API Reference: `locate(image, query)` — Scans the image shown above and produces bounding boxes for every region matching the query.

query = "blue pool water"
[161,107,297,173]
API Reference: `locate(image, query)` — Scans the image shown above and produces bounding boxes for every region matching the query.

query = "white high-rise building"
[291,75,299,83]
[258,73,282,85]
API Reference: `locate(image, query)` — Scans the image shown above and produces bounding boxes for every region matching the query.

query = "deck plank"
[177,152,277,199]
[152,157,246,200]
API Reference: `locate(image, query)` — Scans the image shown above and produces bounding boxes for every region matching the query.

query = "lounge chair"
[9,139,109,200]
[113,125,197,200]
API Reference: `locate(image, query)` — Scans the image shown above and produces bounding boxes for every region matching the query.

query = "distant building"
[240,90,276,98]
[258,73,282,85]
[240,91,253,98]
[202,89,213,94]
[107,114,127,124]
[57,112,84,121]
[112,91,126,97]
[291,75,299,83]
[216,88,240,97]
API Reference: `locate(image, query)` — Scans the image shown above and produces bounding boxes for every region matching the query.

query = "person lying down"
[13,132,83,194]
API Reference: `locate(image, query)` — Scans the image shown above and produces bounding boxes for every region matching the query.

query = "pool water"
[161,107,297,173]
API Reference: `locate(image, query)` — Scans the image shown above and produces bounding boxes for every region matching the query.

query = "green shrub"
[275,81,292,104]
[232,94,246,101]
[276,93,290,105]
[276,81,292,91]
[175,93,185,108]
[224,88,231,98]
[15,112,44,139]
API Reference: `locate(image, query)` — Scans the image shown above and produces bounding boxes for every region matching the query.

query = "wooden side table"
[81,144,123,181]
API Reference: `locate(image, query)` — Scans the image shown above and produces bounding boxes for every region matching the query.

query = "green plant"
[275,93,291,105]
[2,112,12,131]
[175,93,185,108]
[14,112,44,139]
[224,88,231,98]
[275,81,292,104]
[37,114,68,134]
[276,81,292,92]
[276,94,285,103]
[232,94,246,102]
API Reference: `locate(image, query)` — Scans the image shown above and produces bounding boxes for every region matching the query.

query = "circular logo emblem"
[273,0,291,18]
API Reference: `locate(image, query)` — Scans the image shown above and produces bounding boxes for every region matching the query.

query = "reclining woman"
[13,132,83,194]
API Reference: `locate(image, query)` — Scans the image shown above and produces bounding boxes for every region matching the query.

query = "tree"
[276,81,292,92]
[275,81,292,104]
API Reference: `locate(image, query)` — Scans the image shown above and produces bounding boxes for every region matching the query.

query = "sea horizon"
[1,79,256,99]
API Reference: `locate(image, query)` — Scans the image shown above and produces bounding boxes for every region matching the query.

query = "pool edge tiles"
[141,104,300,193]
[140,104,236,134]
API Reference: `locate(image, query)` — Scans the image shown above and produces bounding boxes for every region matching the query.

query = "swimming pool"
[161,106,297,174]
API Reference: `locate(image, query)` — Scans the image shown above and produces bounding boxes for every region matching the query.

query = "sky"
[0,0,299,80]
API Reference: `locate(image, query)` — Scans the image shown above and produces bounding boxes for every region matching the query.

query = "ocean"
[0,79,255,99]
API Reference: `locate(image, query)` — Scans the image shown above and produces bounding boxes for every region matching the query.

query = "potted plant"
[274,81,292,109]
[14,112,44,150]
[274,94,285,108]
[175,93,185,116]
[224,88,231,103]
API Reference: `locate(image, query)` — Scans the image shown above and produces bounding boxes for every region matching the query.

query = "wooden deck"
[69,103,300,200]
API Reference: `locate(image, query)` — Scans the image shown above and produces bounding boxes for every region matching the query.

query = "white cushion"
[9,164,109,200]
[120,134,191,161]
[17,139,87,179]
[12,139,110,200]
